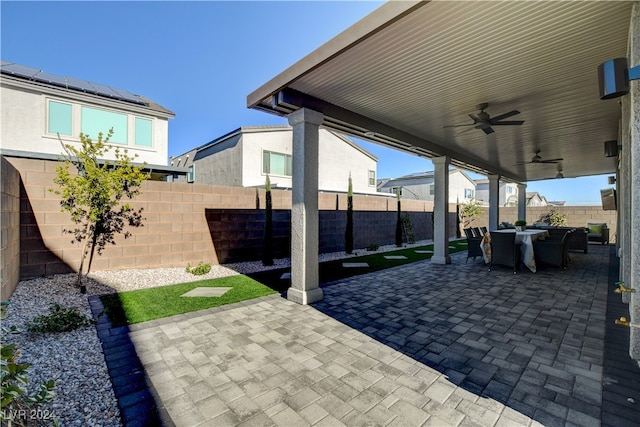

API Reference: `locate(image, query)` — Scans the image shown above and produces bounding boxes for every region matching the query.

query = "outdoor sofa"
[530,225,588,253]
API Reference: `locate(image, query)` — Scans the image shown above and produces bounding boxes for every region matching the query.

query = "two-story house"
[377,168,477,203]
[173,125,379,195]
[1,61,176,176]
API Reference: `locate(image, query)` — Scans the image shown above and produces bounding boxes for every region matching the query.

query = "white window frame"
[368,170,376,186]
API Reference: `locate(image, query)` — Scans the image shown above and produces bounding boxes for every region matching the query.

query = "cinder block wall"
[1,157,21,300]
[205,209,444,264]
[472,206,618,242]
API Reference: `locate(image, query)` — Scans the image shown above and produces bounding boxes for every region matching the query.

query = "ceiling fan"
[443,103,524,135]
[516,150,564,165]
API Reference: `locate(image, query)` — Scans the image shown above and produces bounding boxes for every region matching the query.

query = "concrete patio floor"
[106,244,638,426]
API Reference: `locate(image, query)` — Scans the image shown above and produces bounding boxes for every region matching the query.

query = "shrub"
[538,208,568,226]
[26,303,93,333]
[1,343,56,423]
[366,243,380,251]
[186,261,212,276]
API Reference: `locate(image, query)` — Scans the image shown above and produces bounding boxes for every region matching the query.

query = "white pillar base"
[431,255,451,265]
[287,287,324,305]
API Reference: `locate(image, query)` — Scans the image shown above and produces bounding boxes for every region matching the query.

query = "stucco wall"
[194,134,243,186]
[0,80,169,165]
[241,128,378,194]
[0,157,21,301]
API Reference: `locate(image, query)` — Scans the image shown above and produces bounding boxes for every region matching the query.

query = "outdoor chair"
[464,229,484,263]
[587,223,609,244]
[489,232,521,274]
[533,229,572,270]
[480,226,488,235]
[472,227,482,237]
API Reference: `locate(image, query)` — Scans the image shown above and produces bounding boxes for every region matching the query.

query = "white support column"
[286,108,324,305]
[488,174,500,231]
[432,156,451,265]
[517,183,527,222]
[627,2,640,363]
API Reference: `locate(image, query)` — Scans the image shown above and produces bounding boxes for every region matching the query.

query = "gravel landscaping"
[0,240,433,426]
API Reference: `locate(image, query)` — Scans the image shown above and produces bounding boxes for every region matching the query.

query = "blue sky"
[1,1,610,205]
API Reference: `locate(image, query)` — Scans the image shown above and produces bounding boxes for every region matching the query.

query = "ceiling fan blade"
[490,120,525,126]
[490,110,521,121]
[455,127,476,137]
[468,114,481,123]
[482,126,494,135]
[443,123,475,128]
[538,158,564,163]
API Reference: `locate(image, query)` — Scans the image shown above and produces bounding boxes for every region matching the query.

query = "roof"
[247,1,630,183]
[174,125,378,164]
[1,60,174,116]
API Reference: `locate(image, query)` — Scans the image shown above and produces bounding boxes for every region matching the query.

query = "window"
[263,151,292,176]
[368,170,376,186]
[48,100,72,136]
[429,184,435,196]
[506,186,513,194]
[392,187,403,197]
[135,117,153,147]
[81,106,128,144]
[187,165,195,183]
[465,188,474,199]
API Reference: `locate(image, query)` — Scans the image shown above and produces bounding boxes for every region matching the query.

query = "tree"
[345,175,354,254]
[395,190,403,247]
[49,129,147,293]
[458,199,483,229]
[262,175,274,266]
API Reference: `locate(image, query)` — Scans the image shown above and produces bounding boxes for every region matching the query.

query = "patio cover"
[248,1,632,183]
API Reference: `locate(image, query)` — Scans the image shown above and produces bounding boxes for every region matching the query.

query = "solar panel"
[1,61,147,106]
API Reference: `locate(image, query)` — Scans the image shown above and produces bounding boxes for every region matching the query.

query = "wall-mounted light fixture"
[598,58,640,99]
[604,140,619,157]
[608,176,616,185]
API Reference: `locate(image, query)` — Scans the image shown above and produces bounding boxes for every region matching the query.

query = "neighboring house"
[0,61,175,168]
[174,126,379,194]
[377,168,476,203]
[525,192,548,207]
[475,179,519,206]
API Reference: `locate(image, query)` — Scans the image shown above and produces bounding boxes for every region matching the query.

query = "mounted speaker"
[598,58,630,99]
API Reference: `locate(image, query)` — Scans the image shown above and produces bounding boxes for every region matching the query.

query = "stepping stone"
[342,262,369,268]
[280,273,291,280]
[415,250,433,254]
[458,242,468,245]
[181,287,232,298]
[449,246,457,249]
[384,255,408,260]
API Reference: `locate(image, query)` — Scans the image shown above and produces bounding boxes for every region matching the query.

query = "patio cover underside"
[248,1,632,183]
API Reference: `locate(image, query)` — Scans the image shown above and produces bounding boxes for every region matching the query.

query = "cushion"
[588,224,603,234]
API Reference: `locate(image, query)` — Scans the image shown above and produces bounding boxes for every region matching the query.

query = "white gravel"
[1,240,434,426]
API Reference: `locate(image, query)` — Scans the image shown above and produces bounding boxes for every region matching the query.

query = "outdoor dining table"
[480,229,550,273]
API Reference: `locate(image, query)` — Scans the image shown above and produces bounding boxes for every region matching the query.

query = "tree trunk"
[76,221,93,294]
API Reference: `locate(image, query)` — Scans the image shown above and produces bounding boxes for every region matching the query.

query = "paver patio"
[110,244,637,426]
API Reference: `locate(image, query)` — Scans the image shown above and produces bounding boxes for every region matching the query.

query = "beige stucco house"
[0,61,175,167]
[174,125,379,195]
[377,168,476,203]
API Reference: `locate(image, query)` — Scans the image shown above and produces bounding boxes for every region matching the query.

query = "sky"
[1,1,611,205]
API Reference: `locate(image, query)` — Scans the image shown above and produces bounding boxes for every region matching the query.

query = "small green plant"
[186,261,211,276]
[1,343,56,424]
[515,219,527,226]
[366,243,380,251]
[538,207,568,226]
[26,303,93,333]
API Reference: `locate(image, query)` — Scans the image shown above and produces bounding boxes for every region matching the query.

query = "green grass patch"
[100,275,275,326]
[248,239,469,292]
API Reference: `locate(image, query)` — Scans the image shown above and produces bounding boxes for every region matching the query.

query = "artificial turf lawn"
[248,239,470,292]
[100,274,276,326]
[100,240,469,325]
